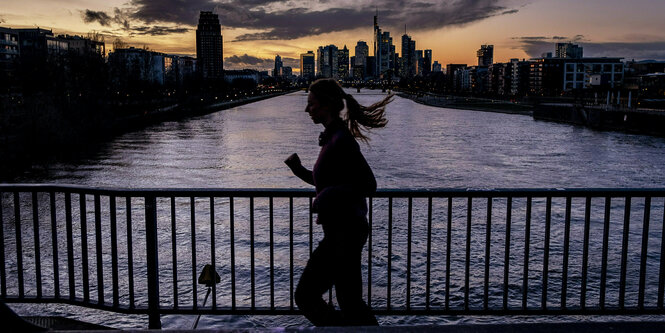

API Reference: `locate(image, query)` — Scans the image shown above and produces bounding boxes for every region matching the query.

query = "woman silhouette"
[285,79,392,326]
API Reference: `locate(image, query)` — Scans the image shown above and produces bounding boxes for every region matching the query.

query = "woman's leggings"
[294,218,378,326]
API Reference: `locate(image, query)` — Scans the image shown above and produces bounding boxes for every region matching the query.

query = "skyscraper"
[196,11,223,79]
[355,41,369,69]
[423,49,432,75]
[317,45,338,78]
[401,34,416,78]
[477,44,493,67]
[300,51,315,79]
[338,45,349,78]
[555,42,583,59]
[373,13,394,79]
[274,55,283,77]
[416,50,424,76]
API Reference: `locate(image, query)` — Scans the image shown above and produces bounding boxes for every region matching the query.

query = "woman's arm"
[285,153,315,186]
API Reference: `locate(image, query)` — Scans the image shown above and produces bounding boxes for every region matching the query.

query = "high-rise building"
[555,42,583,59]
[416,50,424,76]
[338,45,349,78]
[196,11,223,79]
[317,45,338,78]
[282,66,292,78]
[432,61,442,72]
[423,49,432,75]
[446,63,467,92]
[373,13,394,79]
[354,41,369,80]
[401,34,416,78]
[477,44,493,67]
[300,51,315,79]
[355,41,369,69]
[274,54,283,77]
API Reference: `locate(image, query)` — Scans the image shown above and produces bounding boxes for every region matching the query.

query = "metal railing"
[1,184,665,329]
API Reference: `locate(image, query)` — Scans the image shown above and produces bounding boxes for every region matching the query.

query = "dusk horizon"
[3,0,665,73]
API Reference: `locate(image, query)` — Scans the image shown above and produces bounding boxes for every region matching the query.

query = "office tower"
[416,50,424,76]
[446,63,467,92]
[401,34,416,78]
[274,54,283,77]
[432,61,441,72]
[317,45,338,78]
[477,44,493,67]
[555,42,583,59]
[423,49,432,75]
[355,41,369,69]
[373,12,394,79]
[300,51,315,79]
[338,45,349,78]
[196,11,223,79]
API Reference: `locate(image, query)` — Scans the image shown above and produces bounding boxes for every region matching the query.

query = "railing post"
[145,195,161,329]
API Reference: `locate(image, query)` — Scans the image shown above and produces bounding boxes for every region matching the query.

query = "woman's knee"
[294,282,311,308]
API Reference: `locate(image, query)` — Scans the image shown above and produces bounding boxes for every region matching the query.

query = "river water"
[6,89,665,329]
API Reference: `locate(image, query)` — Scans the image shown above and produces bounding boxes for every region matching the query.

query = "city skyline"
[2,0,665,72]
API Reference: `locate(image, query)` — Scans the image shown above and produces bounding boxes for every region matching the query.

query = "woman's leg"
[295,238,341,326]
[333,220,378,326]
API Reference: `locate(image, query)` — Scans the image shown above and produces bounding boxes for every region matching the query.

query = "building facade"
[109,47,167,85]
[423,49,432,75]
[555,43,583,59]
[400,34,416,78]
[0,27,19,80]
[338,45,349,78]
[300,51,315,79]
[477,44,494,67]
[196,11,223,79]
[373,14,395,79]
[274,55,283,77]
[317,45,338,78]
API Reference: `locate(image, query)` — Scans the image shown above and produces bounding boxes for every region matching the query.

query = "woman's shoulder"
[330,127,359,149]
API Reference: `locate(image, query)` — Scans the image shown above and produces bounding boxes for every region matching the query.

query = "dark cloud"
[225,54,271,66]
[82,10,113,26]
[130,26,190,36]
[83,0,522,41]
[128,0,214,25]
[225,54,299,70]
[584,42,665,60]
[513,36,665,61]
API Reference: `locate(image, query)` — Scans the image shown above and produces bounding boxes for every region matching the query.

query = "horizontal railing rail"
[1,184,665,329]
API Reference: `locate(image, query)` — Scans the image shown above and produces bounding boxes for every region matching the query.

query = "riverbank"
[533,103,665,137]
[0,90,296,180]
[396,92,534,116]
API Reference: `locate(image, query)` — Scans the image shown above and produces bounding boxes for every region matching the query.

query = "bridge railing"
[1,185,665,328]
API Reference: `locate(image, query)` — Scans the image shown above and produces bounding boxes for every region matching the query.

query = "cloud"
[82,10,113,26]
[512,36,665,61]
[83,0,523,41]
[130,26,190,36]
[224,53,299,70]
[584,42,665,60]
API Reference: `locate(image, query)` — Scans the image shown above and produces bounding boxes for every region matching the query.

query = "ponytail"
[343,92,393,143]
[308,78,393,143]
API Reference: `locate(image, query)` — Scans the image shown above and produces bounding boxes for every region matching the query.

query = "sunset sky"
[2,0,665,73]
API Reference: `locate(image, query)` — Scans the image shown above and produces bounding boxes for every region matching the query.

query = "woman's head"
[307,78,393,142]
[308,78,346,116]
